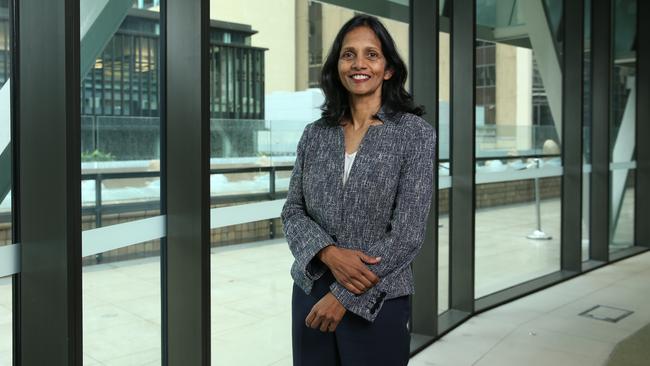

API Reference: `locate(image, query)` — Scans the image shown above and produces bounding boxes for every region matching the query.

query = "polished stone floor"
[0,189,637,365]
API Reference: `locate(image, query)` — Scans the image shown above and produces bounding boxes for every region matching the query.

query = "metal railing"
[78,165,294,230]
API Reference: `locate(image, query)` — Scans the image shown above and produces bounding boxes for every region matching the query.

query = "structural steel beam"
[410,0,438,339]
[165,0,211,364]
[449,0,475,312]
[18,0,82,364]
[561,0,584,271]
[590,0,612,261]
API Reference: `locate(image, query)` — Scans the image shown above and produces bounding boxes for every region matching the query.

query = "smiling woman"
[283,14,435,366]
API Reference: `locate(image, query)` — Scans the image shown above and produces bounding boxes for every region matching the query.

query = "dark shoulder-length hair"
[319,14,423,126]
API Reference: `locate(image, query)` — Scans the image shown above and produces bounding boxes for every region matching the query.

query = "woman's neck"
[348,94,381,130]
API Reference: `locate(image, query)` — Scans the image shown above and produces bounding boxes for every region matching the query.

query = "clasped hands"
[305,245,381,332]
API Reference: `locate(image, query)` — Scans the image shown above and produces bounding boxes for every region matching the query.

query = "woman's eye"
[367,51,380,59]
[341,51,354,59]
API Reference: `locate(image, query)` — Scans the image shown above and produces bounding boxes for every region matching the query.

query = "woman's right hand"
[318,245,381,294]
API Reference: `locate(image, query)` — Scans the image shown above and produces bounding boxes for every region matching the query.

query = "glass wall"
[81,1,162,364]
[0,0,12,363]
[208,0,409,363]
[609,0,636,252]
[474,0,562,297]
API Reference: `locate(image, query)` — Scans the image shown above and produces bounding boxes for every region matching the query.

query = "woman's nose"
[352,57,367,70]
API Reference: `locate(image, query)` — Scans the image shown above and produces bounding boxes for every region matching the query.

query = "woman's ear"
[384,68,394,80]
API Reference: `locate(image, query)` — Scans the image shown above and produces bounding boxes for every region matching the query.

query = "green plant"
[81,149,116,162]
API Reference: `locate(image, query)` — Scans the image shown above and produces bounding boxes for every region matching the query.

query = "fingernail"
[376,257,381,260]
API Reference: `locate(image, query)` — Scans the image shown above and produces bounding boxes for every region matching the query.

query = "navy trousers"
[292,270,411,366]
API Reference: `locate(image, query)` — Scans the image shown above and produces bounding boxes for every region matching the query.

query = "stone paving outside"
[0,189,635,365]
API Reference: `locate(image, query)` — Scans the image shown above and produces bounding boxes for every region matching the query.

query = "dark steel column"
[164,0,211,364]
[18,0,82,364]
[449,0,475,312]
[561,0,584,271]
[159,0,168,363]
[637,0,650,247]
[590,0,612,261]
[410,0,439,338]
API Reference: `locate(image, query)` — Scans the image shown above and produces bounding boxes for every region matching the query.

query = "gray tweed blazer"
[281,106,436,322]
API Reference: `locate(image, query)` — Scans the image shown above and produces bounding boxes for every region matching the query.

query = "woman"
[282,14,436,366]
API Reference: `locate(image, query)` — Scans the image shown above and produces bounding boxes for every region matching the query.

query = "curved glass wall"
[474,0,563,298]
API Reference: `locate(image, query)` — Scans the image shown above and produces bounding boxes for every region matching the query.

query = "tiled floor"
[411,251,650,366]
[0,189,639,365]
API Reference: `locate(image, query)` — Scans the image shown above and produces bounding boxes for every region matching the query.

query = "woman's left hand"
[305,292,347,332]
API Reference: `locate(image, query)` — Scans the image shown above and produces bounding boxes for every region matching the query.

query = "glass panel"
[611,169,635,250]
[209,1,409,363]
[438,6,450,314]
[0,0,10,245]
[475,0,563,297]
[81,2,162,363]
[0,0,12,364]
[609,0,636,252]
[0,277,10,365]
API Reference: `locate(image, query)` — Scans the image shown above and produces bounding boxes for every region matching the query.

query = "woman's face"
[338,25,393,99]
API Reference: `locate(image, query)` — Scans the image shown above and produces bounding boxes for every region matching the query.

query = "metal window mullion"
[147,37,153,117]
[637,0,649,247]
[449,0,475,313]
[242,50,251,119]
[410,0,439,340]
[259,50,265,118]
[236,47,241,120]
[164,0,210,364]
[119,34,125,116]
[101,48,107,115]
[560,0,584,271]
[129,34,135,116]
[590,0,612,261]
[111,38,116,115]
[91,55,96,115]
[210,46,215,116]
[138,36,143,115]
[18,0,82,364]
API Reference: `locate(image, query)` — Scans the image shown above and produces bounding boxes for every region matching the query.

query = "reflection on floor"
[0,189,637,365]
[411,252,650,366]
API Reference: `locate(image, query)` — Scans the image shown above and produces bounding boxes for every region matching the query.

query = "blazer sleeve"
[329,125,436,322]
[282,122,336,281]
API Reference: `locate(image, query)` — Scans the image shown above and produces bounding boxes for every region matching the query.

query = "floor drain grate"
[579,305,633,323]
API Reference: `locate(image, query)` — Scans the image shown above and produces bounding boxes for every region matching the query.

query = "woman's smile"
[349,73,371,83]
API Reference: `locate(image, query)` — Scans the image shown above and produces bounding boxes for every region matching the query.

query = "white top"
[343,151,357,186]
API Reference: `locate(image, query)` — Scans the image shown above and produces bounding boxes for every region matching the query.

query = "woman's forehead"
[341,26,382,49]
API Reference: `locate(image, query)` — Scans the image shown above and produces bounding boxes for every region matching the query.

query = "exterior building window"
[79,10,267,160]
